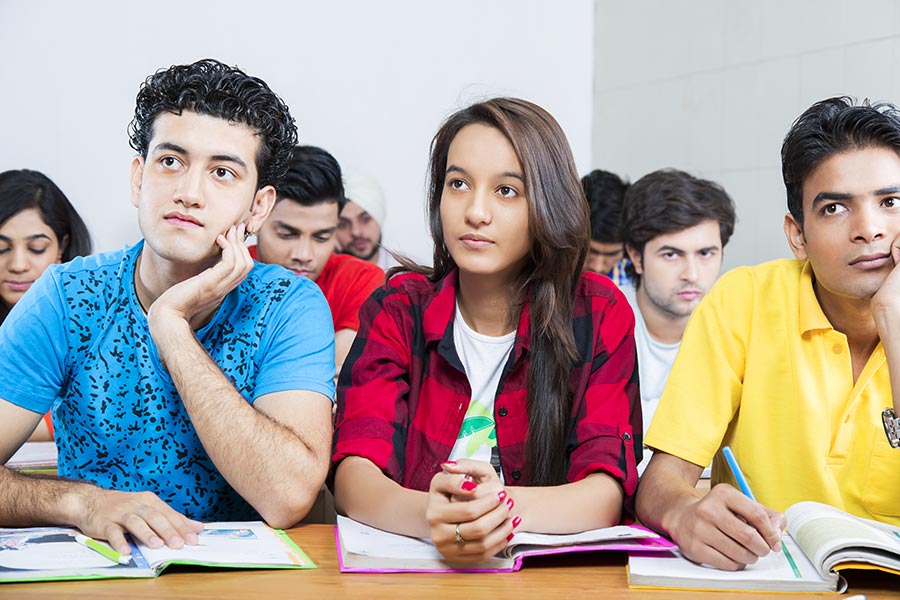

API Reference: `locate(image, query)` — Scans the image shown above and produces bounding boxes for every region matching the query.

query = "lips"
[677,290,702,301]
[164,211,203,229]
[3,280,33,292]
[849,253,892,270]
[459,233,494,249]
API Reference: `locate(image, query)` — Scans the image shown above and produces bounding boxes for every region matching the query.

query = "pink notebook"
[335,515,675,573]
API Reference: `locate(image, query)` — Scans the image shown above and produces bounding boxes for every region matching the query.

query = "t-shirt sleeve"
[645,267,750,467]
[253,277,336,402]
[332,263,385,332]
[568,286,641,506]
[331,284,411,481]
[0,267,69,413]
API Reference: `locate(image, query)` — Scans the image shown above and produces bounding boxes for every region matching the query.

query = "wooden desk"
[4,524,897,599]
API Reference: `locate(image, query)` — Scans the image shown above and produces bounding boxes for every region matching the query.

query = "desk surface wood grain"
[3,524,897,599]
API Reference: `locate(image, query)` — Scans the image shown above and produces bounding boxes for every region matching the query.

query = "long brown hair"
[397,98,589,485]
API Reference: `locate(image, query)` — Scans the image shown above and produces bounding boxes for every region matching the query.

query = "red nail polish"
[507,533,515,542]
[498,491,507,501]
[461,480,478,492]
[512,515,522,528]
[506,498,514,510]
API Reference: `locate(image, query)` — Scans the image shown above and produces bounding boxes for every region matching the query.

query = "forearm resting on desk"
[334,456,430,538]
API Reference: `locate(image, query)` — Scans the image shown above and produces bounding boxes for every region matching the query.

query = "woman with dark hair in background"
[332,98,640,563]
[0,169,92,441]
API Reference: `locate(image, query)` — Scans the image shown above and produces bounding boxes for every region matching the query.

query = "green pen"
[74,534,132,565]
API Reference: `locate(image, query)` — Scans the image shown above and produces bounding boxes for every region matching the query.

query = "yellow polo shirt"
[646,259,900,525]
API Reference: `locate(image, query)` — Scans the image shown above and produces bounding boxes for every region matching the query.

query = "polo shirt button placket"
[498,407,508,417]
[511,470,521,481]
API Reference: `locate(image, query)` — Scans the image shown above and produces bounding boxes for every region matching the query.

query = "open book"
[336,515,674,573]
[0,521,313,583]
[628,501,900,593]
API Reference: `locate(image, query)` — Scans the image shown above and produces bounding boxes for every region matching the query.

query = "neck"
[635,285,688,345]
[134,248,220,325]
[456,270,517,336]
[814,280,880,365]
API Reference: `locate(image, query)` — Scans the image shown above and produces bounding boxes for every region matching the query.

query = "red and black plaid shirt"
[332,269,641,505]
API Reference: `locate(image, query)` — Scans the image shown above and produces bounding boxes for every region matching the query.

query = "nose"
[289,238,313,264]
[681,255,699,283]
[7,246,29,274]
[350,219,365,238]
[175,167,205,208]
[464,189,492,226]
[851,203,885,243]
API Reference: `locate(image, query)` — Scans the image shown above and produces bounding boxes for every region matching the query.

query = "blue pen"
[722,445,756,501]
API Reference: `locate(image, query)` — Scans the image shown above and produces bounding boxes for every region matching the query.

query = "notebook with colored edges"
[0,521,314,583]
[335,514,675,573]
[628,501,900,593]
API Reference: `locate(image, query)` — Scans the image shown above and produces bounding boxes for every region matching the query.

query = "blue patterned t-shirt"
[0,242,335,521]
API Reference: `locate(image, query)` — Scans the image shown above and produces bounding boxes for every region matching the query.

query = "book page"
[628,534,838,591]
[337,516,446,560]
[138,521,311,569]
[0,527,152,581]
[786,501,900,573]
[4,442,58,470]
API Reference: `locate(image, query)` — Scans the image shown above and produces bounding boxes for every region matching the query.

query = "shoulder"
[243,261,323,304]
[324,253,384,280]
[575,271,633,317]
[709,258,804,300]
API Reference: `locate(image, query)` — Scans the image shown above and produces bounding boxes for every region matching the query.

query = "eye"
[337,220,349,230]
[276,230,297,240]
[661,251,678,259]
[699,248,718,258]
[160,156,182,170]
[314,234,333,243]
[497,185,518,199]
[883,196,900,208]
[213,167,235,181]
[448,178,469,191]
[28,247,48,255]
[821,203,847,216]
[359,214,372,224]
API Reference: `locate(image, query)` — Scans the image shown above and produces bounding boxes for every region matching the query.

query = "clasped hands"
[426,458,522,563]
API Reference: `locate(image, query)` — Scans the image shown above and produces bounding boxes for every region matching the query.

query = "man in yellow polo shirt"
[636,96,900,571]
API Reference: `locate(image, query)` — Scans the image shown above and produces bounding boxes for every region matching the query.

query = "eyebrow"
[0,233,52,243]
[811,186,900,208]
[151,142,249,171]
[274,221,337,236]
[446,165,525,183]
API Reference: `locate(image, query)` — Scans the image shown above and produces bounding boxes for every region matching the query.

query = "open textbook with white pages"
[0,521,313,583]
[336,514,675,573]
[629,501,900,593]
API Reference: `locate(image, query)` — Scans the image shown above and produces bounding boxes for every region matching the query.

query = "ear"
[245,185,276,235]
[783,213,808,260]
[129,156,144,209]
[625,244,643,275]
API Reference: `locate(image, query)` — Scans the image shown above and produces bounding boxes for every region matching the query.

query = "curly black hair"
[128,58,298,189]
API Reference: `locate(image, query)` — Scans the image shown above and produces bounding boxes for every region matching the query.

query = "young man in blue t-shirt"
[0,59,335,557]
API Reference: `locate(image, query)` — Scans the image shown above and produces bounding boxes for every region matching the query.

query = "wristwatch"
[882,408,900,448]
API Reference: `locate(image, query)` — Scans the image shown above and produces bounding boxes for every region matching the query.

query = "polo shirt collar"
[798,260,836,335]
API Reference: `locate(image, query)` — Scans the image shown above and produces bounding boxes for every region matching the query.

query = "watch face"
[883,408,900,448]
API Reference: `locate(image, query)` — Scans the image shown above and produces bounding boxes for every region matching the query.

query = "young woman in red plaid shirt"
[333,98,641,564]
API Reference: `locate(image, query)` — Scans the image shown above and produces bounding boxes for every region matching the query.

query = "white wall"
[0,0,595,263]
[593,0,900,270]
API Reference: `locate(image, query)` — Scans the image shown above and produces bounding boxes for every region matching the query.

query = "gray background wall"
[4,1,900,272]
[594,0,900,270]
[0,0,594,263]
